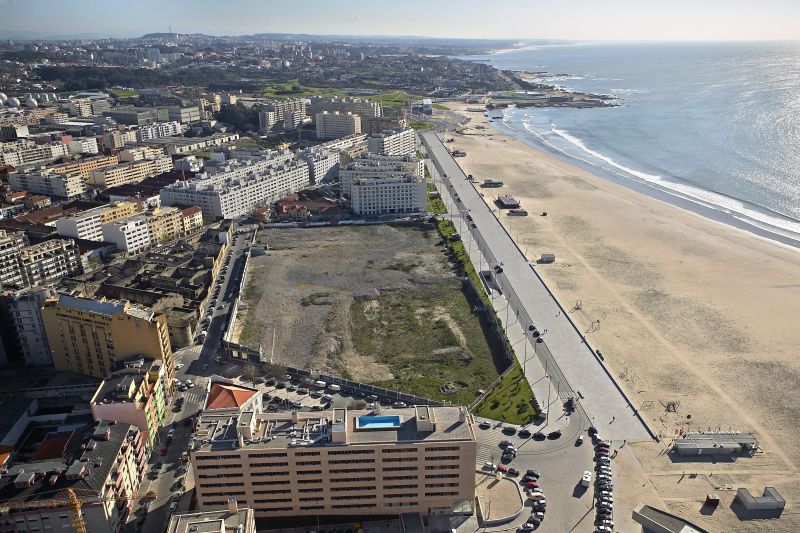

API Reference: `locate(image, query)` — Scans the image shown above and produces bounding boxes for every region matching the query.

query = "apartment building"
[138,132,240,155]
[0,287,55,366]
[42,293,175,383]
[283,109,305,130]
[67,97,93,117]
[0,420,147,533]
[0,124,29,141]
[118,146,166,162]
[299,147,340,184]
[339,153,424,197]
[262,99,307,122]
[103,130,125,151]
[167,500,256,533]
[67,137,100,156]
[55,201,143,241]
[0,139,70,167]
[50,153,120,179]
[0,229,26,288]
[180,206,204,233]
[190,405,476,518]
[102,216,151,255]
[136,120,183,141]
[258,109,277,132]
[316,111,362,140]
[310,96,382,122]
[88,156,173,188]
[144,206,183,244]
[160,156,310,220]
[351,174,427,216]
[18,238,82,287]
[367,128,416,156]
[90,358,168,450]
[8,170,88,200]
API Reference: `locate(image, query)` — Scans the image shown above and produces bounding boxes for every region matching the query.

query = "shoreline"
[443,102,800,530]
[484,107,800,251]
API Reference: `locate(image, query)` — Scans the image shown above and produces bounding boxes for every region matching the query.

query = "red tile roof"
[206,383,257,410]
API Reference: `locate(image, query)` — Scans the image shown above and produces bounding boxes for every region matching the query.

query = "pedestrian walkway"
[421,131,652,441]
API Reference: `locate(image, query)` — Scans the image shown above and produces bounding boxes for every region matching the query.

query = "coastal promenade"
[419,130,653,442]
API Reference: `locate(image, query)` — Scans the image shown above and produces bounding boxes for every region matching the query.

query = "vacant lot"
[236,223,505,402]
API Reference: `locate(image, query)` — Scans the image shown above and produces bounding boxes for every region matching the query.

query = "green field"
[367,91,422,108]
[110,89,139,97]
[427,184,446,215]
[435,218,489,305]
[410,121,435,130]
[433,103,449,110]
[350,280,503,406]
[473,361,538,424]
[262,82,347,99]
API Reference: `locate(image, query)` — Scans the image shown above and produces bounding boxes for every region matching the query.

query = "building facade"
[136,121,183,141]
[0,140,70,168]
[55,202,142,242]
[367,128,416,156]
[8,170,88,200]
[167,501,256,533]
[0,229,26,288]
[190,406,476,518]
[350,174,427,216]
[339,153,424,197]
[88,156,173,189]
[102,217,151,255]
[299,148,340,184]
[42,293,175,385]
[144,206,184,244]
[180,206,204,234]
[50,154,120,179]
[18,238,82,287]
[316,111,362,140]
[310,96,382,122]
[160,156,310,220]
[0,287,54,366]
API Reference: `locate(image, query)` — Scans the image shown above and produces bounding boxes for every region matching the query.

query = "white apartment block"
[0,140,70,168]
[136,121,184,142]
[67,137,99,155]
[368,128,416,157]
[262,99,306,122]
[161,156,310,220]
[351,174,427,216]
[138,133,240,155]
[316,111,362,140]
[299,148,340,184]
[67,98,93,117]
[258,110,277,132]
[121,129,139,145]
[168,106,202,124]
[89,156,173,188]
[8,170,87,199]
[102,217,151,255]
[1,287,55,366]
[56,211,104,241]
[190,405,476,518]
[310,96,382,122]
[118,146,166,162]
[340,153,424,197]
[18,238,82,288]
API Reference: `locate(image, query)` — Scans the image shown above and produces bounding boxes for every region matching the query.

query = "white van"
[314,380,327,389]
[328,384,341,392]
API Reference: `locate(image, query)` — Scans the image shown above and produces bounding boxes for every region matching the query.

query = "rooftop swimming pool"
[356,415,401,429]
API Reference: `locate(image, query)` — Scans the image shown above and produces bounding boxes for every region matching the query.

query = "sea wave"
[546,125,800,239]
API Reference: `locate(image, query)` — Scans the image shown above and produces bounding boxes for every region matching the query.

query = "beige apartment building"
[42,293,175,387]
[55,201,142,241]
[316,111,362,140]
[190,405,476,518]
[51,154,119,180]
[144,206,184,244]
[89,156,173,188]
[181,206,204,233]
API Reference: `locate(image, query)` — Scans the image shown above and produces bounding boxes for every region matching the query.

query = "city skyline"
[2,0,800,42]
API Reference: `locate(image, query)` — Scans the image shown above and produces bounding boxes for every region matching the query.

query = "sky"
[1,0,799,41]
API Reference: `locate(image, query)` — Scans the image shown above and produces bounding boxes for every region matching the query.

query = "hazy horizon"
[2,0,799,42]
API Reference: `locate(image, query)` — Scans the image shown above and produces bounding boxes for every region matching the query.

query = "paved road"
[126,227,256,533]
[420,131,651,442]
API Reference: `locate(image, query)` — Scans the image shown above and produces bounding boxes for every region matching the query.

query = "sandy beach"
[445,104,800,531]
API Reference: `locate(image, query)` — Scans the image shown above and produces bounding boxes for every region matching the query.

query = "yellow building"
[180,206,204,234]
[51,154,119,180]
[42,293,174,389]
[88,156,173,189]
[145,206,184,244]
[100,201,142,223]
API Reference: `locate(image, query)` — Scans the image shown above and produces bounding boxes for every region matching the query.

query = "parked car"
[532,432,546,441]
[576,435,584,446]
[499,440,512,448]
[175,363,184,370]
[495,464,509,473]
[286,384,297,392]
[526,469,541,478]
[517,524,535,532]
[502,426,517,435]
[526,481,540,490]
[392,401,407,408]
[479,421,491,429]
[507,467,519,476]
[547,430,562,440]
[518,429,532,438]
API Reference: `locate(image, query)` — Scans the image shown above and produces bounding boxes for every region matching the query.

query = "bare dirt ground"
[235,224,503,403]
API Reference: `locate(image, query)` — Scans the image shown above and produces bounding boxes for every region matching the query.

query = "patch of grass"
[433,103,449,110]
[435,218,489,306]
[350,280,501,405]
[427,184,447,215]
[384,259,422,274]
[262,81,347,99]
[110,89,138,97]
[367,91,422,108]
[233,137,261,148]
[410,121,435,130]
[473,361,538,424]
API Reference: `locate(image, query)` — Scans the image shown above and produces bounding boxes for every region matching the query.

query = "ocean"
[462,41,800,246]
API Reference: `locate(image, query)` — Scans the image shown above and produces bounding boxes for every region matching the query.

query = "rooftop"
[166,506,255,533]
[206,383,258,410]
[191,406,474,453]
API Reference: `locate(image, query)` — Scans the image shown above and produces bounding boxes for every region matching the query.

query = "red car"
[526,481,539,489]
[496,464,509,473]
[160,447,168,456]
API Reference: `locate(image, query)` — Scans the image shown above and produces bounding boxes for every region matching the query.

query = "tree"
[243,363,257,384]
[261,363,287,381]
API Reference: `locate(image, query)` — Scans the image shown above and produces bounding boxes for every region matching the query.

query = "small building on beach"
[496,194,520,209]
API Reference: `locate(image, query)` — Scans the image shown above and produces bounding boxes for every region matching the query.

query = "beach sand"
[445,104,800,531]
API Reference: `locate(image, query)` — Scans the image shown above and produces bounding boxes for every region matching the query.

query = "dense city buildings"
[190,405,476,518]
[8,169,88,199]
[41,293,175,383]
[88,155,173,188]
[17,238,82,287]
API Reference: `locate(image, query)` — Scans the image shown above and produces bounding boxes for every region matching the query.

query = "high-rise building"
[55,201,143,242]
[160,156,310,220]
[90,358,168,450]
[367,128,416,156]
[136,120,183,141]
[0,229,26,289]
[310,96,382,123]
[67,97,93,117]
[18,238,82,287]
[298,147,340,184]
[0,139,70,167]
[339,153,424,197]
[316,111,362,140]
[351,174,427,216]
[190,405,476,518]
[0,287,55,367]
[42,293,175,384]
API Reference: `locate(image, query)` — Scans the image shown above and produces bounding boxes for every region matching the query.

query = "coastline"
[443,103,800,530]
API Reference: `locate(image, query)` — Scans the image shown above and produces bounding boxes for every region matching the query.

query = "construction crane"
[0,488,135,533]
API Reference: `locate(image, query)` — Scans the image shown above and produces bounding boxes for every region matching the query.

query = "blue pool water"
[356,415,401,429]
